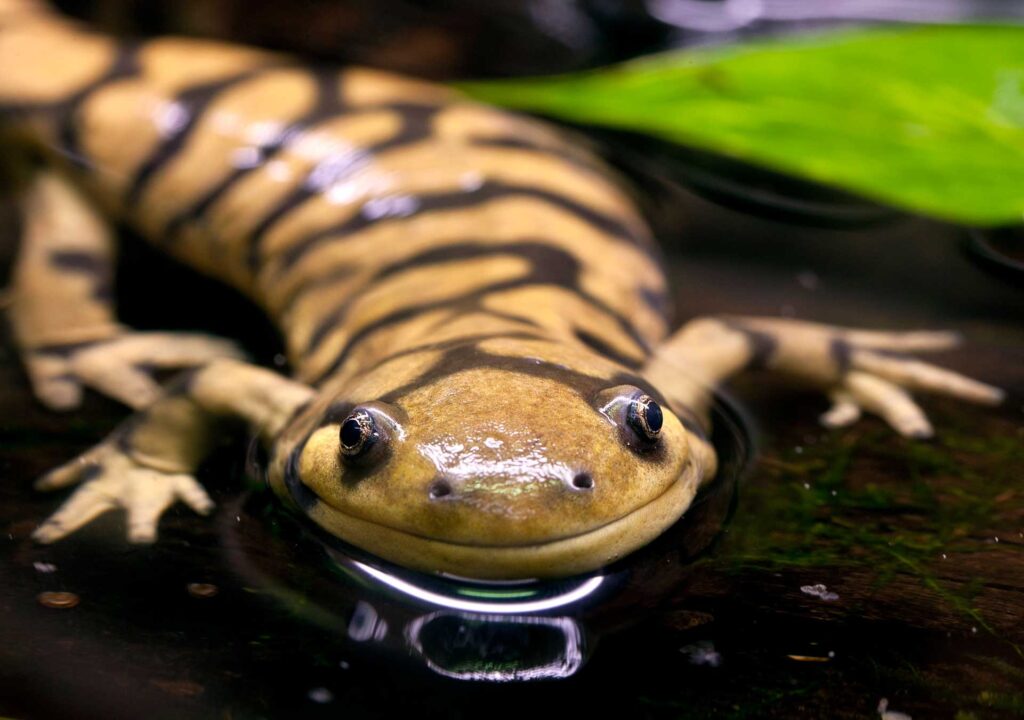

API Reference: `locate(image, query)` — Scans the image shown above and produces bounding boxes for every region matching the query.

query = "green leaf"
[456,26,1024,226]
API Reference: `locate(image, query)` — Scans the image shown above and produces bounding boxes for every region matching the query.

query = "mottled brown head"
[284,338,711,579]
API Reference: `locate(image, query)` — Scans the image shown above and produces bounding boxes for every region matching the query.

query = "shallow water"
[3,3,1024,718]
[2,164,1022,718]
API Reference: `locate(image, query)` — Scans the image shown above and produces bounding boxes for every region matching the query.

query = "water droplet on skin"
[230,146,262,169]
[187,583,219,599]
[38,591,79,609]
[154,101,189,138]
[361,194,420,220]
[459,171,485,192]
[246,120,284,147]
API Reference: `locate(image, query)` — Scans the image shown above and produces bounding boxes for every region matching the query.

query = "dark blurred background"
[50,0,1024,81]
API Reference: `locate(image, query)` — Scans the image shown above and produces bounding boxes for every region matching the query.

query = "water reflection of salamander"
[1,0,1003,578]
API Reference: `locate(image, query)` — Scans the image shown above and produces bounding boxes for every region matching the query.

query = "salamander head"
[283,339,711,579]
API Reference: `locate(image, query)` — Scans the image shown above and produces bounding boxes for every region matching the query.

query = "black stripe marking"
[829,337,853,375]
[371,331,547,365]
[469,135,608,177]
[49,250,113,302]
[31,339,104,357]
[724,323,779,370]
[161,69,346,240]
[257,180,648,275]
[304,241,609,350]
[0,40,142,140]
[574,328,644,370]
[241,101,444,270]
[362,102,442,154]
[640,285,672,323]
[125,65,282,208]
[304,241,651,383]
[55,42,142,164]
[361,342,666,412]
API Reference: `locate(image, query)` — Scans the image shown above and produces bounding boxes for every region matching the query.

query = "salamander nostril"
[571,472,594,490]
[428,479,453,499]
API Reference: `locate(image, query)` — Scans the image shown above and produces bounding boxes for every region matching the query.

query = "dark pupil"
[645,400,663,433]
[341,417,365,448]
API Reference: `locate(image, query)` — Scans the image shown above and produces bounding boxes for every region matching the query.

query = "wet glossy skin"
[4,0,1003,579]
[0,1,695,577]
[286,339,705,577]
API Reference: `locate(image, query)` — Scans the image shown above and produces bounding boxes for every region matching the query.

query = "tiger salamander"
[0,0,1003,578]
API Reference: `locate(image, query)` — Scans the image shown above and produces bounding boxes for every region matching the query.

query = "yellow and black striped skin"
[0,1,716,577]
[5,2,1006,578]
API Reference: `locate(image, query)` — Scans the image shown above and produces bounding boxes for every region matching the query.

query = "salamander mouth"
[297,461,703,579]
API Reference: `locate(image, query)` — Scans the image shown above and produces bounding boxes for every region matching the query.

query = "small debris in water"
[273,353,287,367]
[941,554,947,559]
[877,698,911,720]
[787,654,830,663]
[33,562,57,573]
[828,651,835,658]
[680,641,722,667]
[971,626,978,634]
[187,582,219,599]
[37,591,79,609]
[801,584,840,601]
[308,687,334,704]
[803,482,811,490]
[339,660,350,670]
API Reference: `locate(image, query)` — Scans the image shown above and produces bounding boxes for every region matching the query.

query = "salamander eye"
[340,410,378,460]
[628,395,663,441]
[333,402,405,469]
[595,385,666,454]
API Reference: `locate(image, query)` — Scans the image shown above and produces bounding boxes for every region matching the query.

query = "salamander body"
[1,0,1002,578]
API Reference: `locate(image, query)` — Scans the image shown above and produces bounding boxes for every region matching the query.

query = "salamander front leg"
[8,171,243,410]
[644,316,1003,438]
[33,359,314,543]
